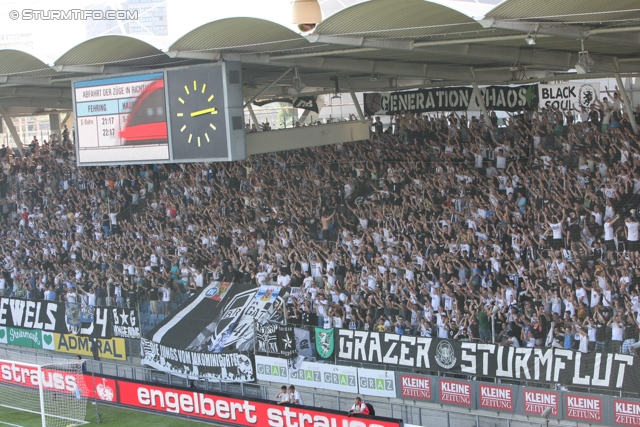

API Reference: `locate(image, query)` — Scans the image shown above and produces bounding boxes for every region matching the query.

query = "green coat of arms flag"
[315,327,334,359]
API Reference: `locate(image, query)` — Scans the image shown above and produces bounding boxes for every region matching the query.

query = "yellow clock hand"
[190,107,218,117]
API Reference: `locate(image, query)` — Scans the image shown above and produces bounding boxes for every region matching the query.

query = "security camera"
[298,23,317,33]
[292,0,322,33]
[541,407,552,419]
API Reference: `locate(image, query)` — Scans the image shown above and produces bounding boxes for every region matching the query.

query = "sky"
[0,0,499,63]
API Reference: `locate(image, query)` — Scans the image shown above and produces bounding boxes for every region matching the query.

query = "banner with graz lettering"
[336,330,640,392]
[0,297,111,338]
[363,84,538,115]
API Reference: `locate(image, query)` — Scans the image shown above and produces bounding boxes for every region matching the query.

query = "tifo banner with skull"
[142,282,288,382]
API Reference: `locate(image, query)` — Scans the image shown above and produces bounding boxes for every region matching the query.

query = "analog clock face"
[174,80,218,148]
[166,67,229,161]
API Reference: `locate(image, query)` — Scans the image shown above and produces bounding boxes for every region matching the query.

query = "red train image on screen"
[119,79,168,145]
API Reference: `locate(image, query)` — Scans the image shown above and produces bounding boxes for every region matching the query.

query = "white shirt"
[550,222,563,239]
[626,221,639,241]
[604,221,615,241]
[611,322,624,341]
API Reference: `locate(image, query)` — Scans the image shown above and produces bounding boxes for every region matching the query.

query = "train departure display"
[73,72,170,165]
[72,63,246,166]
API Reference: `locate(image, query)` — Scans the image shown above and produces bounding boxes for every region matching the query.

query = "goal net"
[0,354,88,427]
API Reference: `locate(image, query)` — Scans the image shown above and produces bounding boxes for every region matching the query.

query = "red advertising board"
[0,360,118,404]
[439,379,472,407]
[614,399,640,426]
[117,379,403,427]
[83,374,117,402]
[479,384,513,411]
[523,389,558,417]
[565,394,602,423]
[399,374,432,401]
[0,360,82,394]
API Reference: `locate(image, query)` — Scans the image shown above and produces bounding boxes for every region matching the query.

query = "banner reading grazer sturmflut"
[337,330,640,392]
[364,84,538,115]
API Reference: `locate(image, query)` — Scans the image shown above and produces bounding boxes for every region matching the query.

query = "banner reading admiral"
[364,84,538,115]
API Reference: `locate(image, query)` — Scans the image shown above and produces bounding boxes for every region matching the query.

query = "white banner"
[290,360,358,393]
[538,82,600,111]
[294,327,313,357]
[357,368,397,398]
[256,356,360,394]
[255,355,289,384]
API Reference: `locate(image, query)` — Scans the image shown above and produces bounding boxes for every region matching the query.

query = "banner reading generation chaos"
[364,84,538,116]
[337,330,640,392]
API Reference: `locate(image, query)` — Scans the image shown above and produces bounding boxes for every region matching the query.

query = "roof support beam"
[479,19,640,45]
[306,34,414,51]
[0,98,72,109]
[52,64,135,74]
[0,107,24,153]
[166,50,221,61]
[233,52,554,84]
[413,44,639,74]
[0,87,72,99]
[0,76,52,86]
[614,58,638,134]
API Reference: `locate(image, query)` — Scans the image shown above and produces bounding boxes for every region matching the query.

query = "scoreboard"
[72,63,246,166]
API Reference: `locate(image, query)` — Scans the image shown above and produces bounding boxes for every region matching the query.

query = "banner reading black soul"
[337,330,640,392]
[364,84,538,116]
[0,297,111,339]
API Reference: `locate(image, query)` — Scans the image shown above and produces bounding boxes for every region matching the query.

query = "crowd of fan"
[2,88,640,356]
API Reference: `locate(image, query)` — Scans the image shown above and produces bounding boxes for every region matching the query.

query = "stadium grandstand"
[1,0,640,426]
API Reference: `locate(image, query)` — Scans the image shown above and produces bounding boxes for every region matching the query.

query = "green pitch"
[0,403,223,427]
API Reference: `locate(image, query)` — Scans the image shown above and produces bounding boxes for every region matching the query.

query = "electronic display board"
[72,63,246,166]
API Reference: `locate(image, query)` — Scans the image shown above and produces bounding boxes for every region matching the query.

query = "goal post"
[0,357,89,427]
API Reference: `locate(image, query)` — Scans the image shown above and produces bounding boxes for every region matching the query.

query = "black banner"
[140,338,254,382]
[255,322,298,361]
[337,330,640,392]
[0,298,63,331]
[255,322,279,354]
[253,96,319,113]
[364,84,538,116]
[144,283,285,382]
[0,298,110,338]
[111,307,140,339]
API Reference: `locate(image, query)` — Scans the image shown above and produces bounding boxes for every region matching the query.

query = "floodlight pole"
[614,58,638,134]
[343,76,365,120]
[246,104,261,132]
[470,68,490,124]
[0,106,24,155]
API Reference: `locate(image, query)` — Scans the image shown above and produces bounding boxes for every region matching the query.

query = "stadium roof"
[0,0,639,115]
